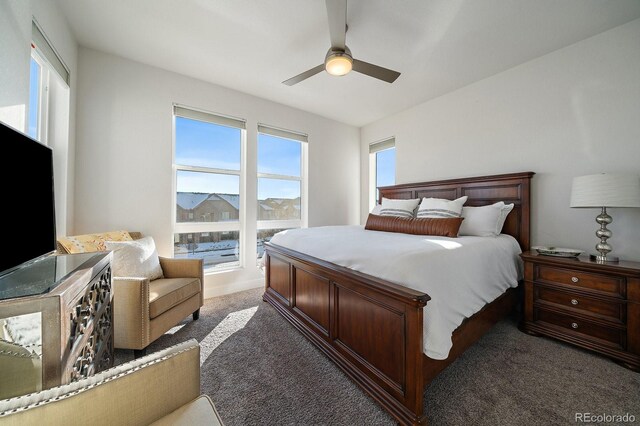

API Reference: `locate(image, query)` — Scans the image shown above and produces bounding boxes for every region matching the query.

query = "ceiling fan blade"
[326,0,347,49]
[282,64,325,86]
[352,59,401,83]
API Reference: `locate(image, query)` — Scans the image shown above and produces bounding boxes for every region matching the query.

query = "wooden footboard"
[263,172,533,424]
[264,243,430,425]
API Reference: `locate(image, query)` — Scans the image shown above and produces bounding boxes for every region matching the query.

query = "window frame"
[256,125,308,258]
[28,49,50,144]
[172,105,247,273]
[29,19,70,144]
[369,137,396,210]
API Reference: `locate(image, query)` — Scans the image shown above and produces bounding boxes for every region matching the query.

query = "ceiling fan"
[282,0,401,86]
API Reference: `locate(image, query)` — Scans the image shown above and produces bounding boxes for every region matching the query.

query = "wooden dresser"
[520,251,640,371]
[0,252,114,398]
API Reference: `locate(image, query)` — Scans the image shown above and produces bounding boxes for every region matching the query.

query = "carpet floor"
[116,288,640,425]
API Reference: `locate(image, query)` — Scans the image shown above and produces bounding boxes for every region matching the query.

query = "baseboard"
[204,278,263,299]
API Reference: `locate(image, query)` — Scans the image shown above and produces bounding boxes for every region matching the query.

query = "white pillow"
[379,197,420,218]
[371,204,382,215]
[104,236,164,280]
[417,196,468,218]
[458,202,514,237]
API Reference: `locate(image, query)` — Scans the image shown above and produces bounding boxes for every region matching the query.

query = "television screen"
[0,122,56,276]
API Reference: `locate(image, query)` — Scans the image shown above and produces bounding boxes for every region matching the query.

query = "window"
[257,124,307,259]
[27,56,41,140]
[173,106,245,271]
[369,137,396,208]
[28,21,70,143]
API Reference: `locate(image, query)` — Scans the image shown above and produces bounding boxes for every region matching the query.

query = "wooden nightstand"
[520,251,640,371]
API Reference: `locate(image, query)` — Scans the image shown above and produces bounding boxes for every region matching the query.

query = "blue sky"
[175,117,301,199]
[175,117,241,170]
[376,148,396,188]
[28,58,39,139]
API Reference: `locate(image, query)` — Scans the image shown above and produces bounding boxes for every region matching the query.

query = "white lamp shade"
[570,173,640,208]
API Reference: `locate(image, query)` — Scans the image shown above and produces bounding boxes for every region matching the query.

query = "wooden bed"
[263,171,534,425]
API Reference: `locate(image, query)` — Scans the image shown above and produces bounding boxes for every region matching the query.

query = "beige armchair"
[57,231,203,355]
[0,339,223,425]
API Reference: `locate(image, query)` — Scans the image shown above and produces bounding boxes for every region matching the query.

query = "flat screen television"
[0,121,56,276]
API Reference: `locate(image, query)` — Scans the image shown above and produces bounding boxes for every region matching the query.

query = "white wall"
[75,47,360,296]
[0,1,29,131]
[361,19,640,261]
[0,0,78,236]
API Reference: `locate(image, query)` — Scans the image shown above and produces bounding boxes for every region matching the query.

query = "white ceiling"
[57,0,640,127]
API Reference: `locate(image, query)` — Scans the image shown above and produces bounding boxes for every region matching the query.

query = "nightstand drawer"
[534,286,625,324]
[535,308,625,349]
[535,265,624,297]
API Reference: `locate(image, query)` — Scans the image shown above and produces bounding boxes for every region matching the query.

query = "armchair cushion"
[149,277,201,319]
[150,395,222,426]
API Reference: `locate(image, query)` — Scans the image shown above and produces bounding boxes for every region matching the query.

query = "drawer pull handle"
[571,299,579,305]
[571,322,579,329]
[571,276,579,283]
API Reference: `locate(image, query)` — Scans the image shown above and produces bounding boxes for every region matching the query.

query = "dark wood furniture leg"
[133,348,147,359]
[193,309,200,320]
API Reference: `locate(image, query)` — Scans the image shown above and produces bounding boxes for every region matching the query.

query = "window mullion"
[257,220,302,230]
[256,173,301,181]
[177,164,240,176]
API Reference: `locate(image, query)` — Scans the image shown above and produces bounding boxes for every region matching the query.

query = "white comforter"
[268,226,522,360]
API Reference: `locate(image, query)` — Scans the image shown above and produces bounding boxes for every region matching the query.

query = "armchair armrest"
[159,257,204,306]
[112,277,151,349]
[0,340,202,426]
[159,257,203,280]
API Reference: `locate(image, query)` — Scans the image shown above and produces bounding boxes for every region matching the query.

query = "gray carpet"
[116,288,640,425]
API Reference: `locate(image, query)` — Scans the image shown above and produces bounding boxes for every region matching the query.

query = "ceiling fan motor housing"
[325,46,353,76]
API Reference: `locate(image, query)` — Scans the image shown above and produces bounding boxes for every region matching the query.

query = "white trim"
[174,104,246,130]
[32,19,70,86]
[369,151,377,210]
[239,125,247,269]
[257,220,302,230]
[29,51,50,145]
[176,164,241,176]
[203,278,263,299]
[257,172,301,181]
[301,141,308,228]
[369,136,395,153]
[174,221,240,233]
[257,123,308,142]
[171,111,177,254]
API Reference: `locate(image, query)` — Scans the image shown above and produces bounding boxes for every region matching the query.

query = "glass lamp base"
[589,254,619,263]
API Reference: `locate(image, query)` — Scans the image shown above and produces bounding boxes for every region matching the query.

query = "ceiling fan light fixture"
[325,51,353,76]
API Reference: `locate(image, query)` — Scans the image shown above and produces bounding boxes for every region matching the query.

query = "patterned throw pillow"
[57,231,133,253]
[379,197,421,218]
[416,196,468,219]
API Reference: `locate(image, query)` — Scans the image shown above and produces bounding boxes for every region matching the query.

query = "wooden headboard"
[378,172,534,251]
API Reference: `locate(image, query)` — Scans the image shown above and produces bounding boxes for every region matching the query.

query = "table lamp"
[570,173,640,263]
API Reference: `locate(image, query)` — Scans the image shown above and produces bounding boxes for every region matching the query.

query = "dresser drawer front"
[534,308,625,349]
[535,265,624,297]
[534,286,625,323]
